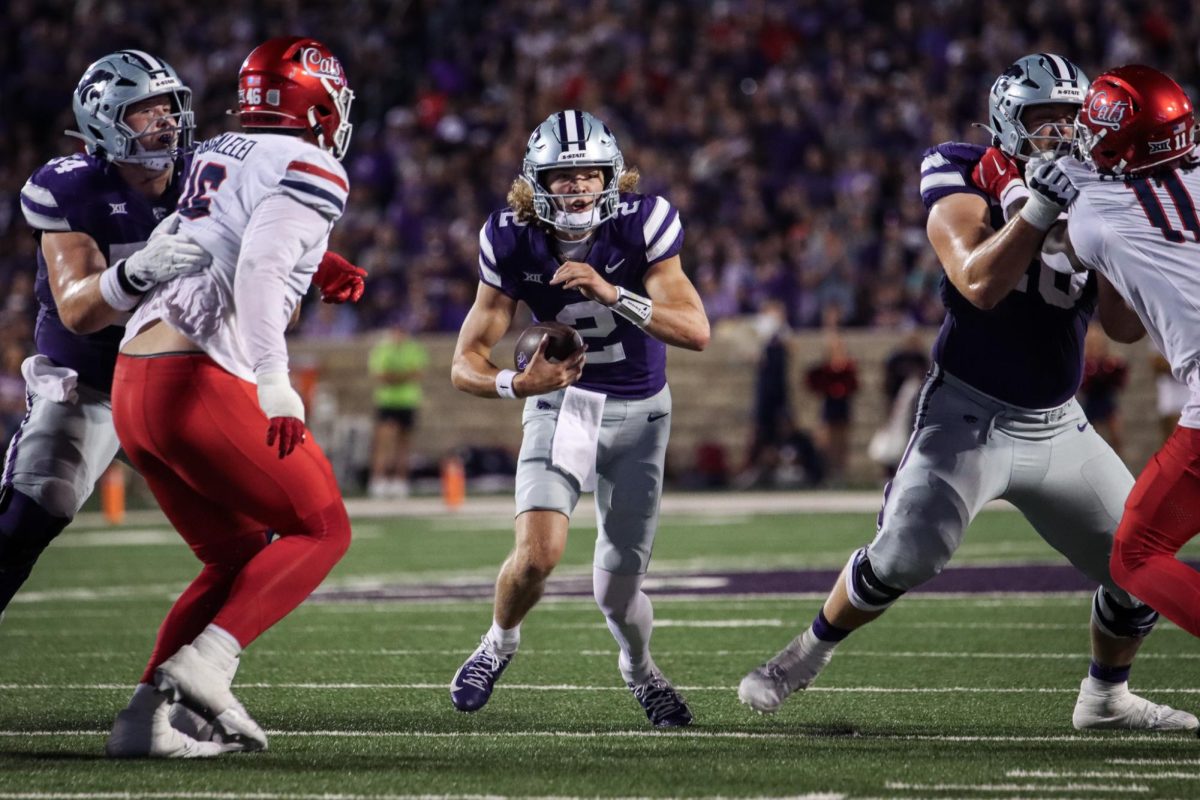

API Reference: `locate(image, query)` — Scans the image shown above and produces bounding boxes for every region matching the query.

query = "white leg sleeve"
[593,567,656,683]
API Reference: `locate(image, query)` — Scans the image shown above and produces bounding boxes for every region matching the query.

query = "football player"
[3,51,207,619]
[104,36,357,758]
[738,54,1198,732]
[1056,65,1200,641]
[449,110,709,726]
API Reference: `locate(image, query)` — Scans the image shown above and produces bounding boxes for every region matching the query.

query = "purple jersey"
[19,153,184,393]
[919,142,1095,408]
[479,192,683,400]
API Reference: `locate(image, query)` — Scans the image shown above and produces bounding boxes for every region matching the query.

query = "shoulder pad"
[920,142,988,210]
[20,155,102,232]
[628,193,684,265]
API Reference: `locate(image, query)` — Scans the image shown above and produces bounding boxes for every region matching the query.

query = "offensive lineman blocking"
[737,54,1197,733]
[105,36,357,758]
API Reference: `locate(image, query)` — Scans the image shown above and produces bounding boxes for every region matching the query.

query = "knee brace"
[1092,586,1158,639]
[844,547,906,613]
[0,487,72,572]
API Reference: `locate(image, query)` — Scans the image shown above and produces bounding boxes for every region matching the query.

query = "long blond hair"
[506,167,641,226]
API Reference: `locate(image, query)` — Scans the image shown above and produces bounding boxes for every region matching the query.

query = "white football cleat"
[105,702,227,758]
[1072,678,1200,731]
[154,644,268,751]
[738,638,834,714]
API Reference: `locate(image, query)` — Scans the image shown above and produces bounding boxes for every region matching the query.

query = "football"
[514,321,584,371]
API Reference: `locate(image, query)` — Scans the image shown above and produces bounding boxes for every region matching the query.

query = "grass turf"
[2,508,1198,798]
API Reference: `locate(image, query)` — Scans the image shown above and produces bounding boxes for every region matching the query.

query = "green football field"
[3,497,1199,799]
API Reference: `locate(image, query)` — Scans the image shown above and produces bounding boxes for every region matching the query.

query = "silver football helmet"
[983,53,1089,160]
[521,110,624,234]
[68,50,194,170]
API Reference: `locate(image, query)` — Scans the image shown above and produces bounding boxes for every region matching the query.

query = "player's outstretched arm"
[43,231,127,334]
[926,192,1052,310]
[451,283,584,398]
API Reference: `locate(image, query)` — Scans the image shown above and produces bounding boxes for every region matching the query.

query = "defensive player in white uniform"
[737,54,1197,733]
[1059,64,1200,641]
[104,36,357,758]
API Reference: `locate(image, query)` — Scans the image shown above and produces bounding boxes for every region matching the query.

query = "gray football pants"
[868,368,1139,606]
[514,385,671,575]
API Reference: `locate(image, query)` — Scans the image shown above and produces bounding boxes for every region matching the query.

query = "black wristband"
[115,259,149,295]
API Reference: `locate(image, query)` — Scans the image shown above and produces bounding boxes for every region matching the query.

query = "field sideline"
[3,493,1198,799]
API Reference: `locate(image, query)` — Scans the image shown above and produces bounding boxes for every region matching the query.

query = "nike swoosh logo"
[992,155,1005,175]
[647,412,669,422]
[605,258,625,274]
[1077,422,1089,432]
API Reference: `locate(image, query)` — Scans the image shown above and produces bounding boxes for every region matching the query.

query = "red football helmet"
[1075,64,1195,176]
[236,36,354,160]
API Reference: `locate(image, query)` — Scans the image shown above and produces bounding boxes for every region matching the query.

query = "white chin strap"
[122,139,175,172]
[553,208,600,231]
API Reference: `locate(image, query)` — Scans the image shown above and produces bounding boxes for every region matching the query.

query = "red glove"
[257,373,307,459]
[314,251,367,304]
[971,147,1026,211]
[266,417,307,459]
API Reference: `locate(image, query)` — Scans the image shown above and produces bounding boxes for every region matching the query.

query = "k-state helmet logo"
[1086,91,1129,131]
[78,68,115,106]
[301,47,344,82]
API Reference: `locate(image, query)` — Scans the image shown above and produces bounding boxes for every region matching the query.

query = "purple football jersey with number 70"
[478,191,684,400]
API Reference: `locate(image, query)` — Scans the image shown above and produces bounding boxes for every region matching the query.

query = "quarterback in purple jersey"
[738,54,1198,732]
[2,51,209,622]
[448,110,709,726]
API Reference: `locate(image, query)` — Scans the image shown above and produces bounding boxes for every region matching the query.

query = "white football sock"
[192,624,242,676]
[487,620,520,655]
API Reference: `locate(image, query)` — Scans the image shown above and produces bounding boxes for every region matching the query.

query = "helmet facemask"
[524,162,623,235]
[116,89,195,170]
[310,77,355,161]
[521,110,625,234]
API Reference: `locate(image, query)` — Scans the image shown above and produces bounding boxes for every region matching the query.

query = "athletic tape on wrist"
[611,286,652,328]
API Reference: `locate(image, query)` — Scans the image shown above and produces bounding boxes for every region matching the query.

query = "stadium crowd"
[1,0,1198,359]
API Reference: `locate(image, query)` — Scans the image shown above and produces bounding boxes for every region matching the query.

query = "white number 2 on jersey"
[556,300,626,365]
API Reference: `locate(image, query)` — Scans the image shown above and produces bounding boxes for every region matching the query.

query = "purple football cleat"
[628,670,693,727]
[450,636,513,712]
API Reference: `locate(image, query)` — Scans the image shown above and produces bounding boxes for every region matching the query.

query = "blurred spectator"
[1079,324,1129,458]
[805,313,859,486]
[0,340,28,444]
[367,322,429,499]
[6,2,1198,338]
[869,327,929,476]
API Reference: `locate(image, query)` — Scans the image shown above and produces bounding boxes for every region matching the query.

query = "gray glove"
[1020,155,1078,231]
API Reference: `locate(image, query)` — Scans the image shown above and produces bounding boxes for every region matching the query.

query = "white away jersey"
[123,132,349,383]
[1063,156,1200,426]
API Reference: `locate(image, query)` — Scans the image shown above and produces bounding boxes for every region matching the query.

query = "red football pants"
[112,354,351,682]
[1110,425,1200,639]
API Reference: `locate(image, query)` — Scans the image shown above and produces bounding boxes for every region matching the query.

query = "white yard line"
[886,782,1149,794]
[1008,769,1199,780]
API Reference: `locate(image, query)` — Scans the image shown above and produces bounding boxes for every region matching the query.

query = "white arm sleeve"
[234,193,332,379]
